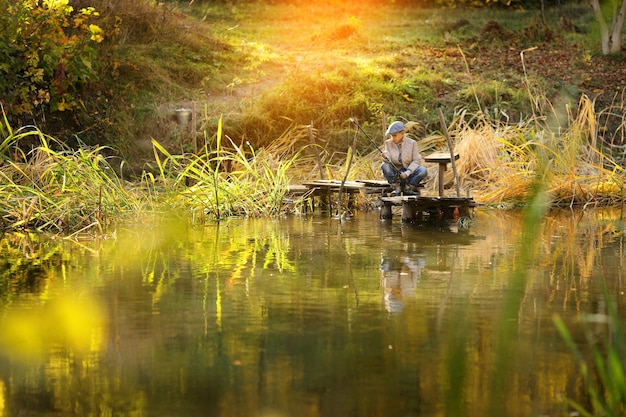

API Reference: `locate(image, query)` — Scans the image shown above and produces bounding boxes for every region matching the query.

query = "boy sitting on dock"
[381,121,428,196]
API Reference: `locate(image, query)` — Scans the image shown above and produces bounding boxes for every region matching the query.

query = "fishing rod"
[349,117,385,154]
[349,117,402,177]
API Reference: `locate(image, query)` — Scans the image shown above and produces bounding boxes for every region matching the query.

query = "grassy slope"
[97,1,622,171]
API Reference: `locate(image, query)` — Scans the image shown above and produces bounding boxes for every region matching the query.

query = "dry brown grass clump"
[272,96,626,209]
[446,96,626,206]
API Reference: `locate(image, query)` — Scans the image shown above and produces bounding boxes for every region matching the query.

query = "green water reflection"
[0,208,625,417]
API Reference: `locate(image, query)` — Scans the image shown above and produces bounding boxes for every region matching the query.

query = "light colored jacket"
[382,135,423,174]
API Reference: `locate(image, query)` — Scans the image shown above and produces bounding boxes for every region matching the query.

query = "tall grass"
[554,295,626,417]
[439,95,626,207]
[0,109,311,234]
[0,124,145,236]
[3,90,626,235]
[147,117,303,221]
[435,88,626,416]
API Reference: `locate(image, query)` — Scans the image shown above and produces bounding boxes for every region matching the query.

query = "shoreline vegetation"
[2,1,626,235]
[2,92,624,236]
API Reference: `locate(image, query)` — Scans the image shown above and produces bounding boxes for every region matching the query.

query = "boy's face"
[391,131,404,143]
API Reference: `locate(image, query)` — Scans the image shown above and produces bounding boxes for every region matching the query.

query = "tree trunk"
[590,0,626,54]
[611,0,626,53]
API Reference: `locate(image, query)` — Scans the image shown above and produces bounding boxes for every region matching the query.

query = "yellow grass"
[295,94,626,208]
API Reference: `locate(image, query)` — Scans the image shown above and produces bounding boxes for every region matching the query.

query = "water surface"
[1,208,625,417]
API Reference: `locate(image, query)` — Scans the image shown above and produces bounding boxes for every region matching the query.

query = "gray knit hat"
[385,121,405,135]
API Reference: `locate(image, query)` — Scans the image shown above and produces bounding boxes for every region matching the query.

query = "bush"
[0,0,103,119]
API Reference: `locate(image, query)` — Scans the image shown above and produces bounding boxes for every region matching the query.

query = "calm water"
[1,207,625,417]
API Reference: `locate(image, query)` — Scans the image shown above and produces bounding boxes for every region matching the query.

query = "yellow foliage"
[43,0,71,11]
[89,24,104,43]
[595,180,621,194]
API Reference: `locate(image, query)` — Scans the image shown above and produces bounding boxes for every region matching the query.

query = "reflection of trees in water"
[0,233,65,298]
[1,209,626,416]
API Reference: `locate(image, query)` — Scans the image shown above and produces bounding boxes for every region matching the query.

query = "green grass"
[554,296,626,417]
[149,116,301,221]
[0,112,309,234]
[35,0,598,168]
[0,134,145,235]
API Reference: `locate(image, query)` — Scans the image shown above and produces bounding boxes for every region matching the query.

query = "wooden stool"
[424,152,459,197]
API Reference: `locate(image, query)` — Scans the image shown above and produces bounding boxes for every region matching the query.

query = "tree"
[590,0,626,54]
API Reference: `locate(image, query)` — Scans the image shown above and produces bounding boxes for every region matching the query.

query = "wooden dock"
[289,179,389,211]
[379,151,475,225]
[287,152,476,227]
[379,194,476,225]
[288,179,476,226]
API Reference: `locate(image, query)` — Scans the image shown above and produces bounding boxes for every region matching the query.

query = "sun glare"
[0,292,106,363]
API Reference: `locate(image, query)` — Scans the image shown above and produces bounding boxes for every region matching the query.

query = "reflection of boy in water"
[380,255,425,314]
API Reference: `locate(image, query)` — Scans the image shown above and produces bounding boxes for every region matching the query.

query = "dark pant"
[381,163,427,186]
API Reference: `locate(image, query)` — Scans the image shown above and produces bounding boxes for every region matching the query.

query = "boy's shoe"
[403,185,420,196]
[390,183,402,196]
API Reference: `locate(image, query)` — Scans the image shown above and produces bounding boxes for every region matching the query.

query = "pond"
[0,207,625,417]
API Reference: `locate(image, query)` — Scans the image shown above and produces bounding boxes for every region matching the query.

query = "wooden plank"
[356,179,389,187]
[425,151,459,163]
[302,180,366,189]
[288,184,309,193]
[380,196,441,204]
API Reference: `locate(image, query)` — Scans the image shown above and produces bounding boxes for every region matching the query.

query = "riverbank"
[2,1,626,235]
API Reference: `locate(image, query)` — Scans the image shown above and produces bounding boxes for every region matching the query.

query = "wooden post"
[402,201,415,223]
[380,202,393,219]
[192,101,197,154]
[308,124,326,180]
[336,128,359,216]
[437,108,461,198]
[437,161,446,197]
